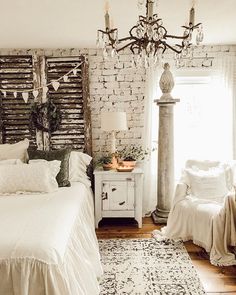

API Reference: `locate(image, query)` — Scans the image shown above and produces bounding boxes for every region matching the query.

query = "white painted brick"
[5,46,231,156]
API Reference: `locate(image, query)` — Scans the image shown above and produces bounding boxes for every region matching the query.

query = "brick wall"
[1,45,236,156]
[88,49,146,154]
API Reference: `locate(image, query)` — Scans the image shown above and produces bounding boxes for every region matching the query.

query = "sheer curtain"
[142,67,159,215]
[173,70,233,179]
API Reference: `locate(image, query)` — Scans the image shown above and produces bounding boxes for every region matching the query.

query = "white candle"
[104,1,110,30]
[147,0,154,20]
[189,7,195,26]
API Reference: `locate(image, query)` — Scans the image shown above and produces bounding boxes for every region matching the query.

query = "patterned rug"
[99,238,206,295]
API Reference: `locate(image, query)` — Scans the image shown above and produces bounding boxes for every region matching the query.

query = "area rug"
[99,238,206,295]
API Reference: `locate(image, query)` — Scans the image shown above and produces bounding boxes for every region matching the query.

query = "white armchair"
[161,160,236,266]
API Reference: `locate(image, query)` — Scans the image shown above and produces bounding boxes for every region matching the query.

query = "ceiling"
[0,0,235,49]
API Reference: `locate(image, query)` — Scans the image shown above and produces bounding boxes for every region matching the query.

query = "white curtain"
[217,56,236,159]
[142,67,160,215]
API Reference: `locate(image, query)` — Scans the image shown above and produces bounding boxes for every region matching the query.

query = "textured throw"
[99,238,205,295]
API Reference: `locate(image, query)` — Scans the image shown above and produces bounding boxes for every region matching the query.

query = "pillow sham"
[28,148,71,187]
[0,161,60,194]
[0,139,29,162]
[29,159,61,178]
[185,167,228,200]
[69,151,92,186]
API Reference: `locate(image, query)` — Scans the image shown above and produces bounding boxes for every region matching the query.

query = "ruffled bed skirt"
[0,198,103,295]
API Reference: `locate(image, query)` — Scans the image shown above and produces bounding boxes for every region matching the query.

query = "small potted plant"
[118,145,148,167]
[96,154,113,171]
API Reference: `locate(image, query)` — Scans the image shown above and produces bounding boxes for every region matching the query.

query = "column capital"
[154,98,180,106]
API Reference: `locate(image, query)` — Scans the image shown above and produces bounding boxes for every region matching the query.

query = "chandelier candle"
[189,7,195,27]
[104,1,110,30]
[97,0,204,67]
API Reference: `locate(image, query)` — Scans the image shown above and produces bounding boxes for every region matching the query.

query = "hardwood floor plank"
[96,217,236,294]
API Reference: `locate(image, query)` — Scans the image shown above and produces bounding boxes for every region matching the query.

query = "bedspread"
[0,182,103,295]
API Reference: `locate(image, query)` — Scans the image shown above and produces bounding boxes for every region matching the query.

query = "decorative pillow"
[29,159,61,178]
[0,139,29,162]
[69,151,92,186]
[28,148,71,187]
[0,161,60,194]
[185,167,228,200]
[0,159,23,165]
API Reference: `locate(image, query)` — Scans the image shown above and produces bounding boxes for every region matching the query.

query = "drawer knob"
[119,201,125,206]
[126,178,132,181]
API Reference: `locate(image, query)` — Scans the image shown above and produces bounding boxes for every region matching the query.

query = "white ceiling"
[0,0,236,48]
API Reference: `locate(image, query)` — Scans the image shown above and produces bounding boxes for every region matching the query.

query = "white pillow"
[69,151,92,186]
[0,159,23,165]
[0,139,29,162]
[29,159,61,177]
[185,167,228,200]
[0,161,61,194]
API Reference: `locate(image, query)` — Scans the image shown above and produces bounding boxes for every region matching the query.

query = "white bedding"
[0,182,103,295]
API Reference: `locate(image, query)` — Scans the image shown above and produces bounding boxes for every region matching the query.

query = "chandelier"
[97,0,204,67]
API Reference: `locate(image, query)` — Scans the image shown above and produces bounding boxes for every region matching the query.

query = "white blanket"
[154,183,236,266]
[0,182,103,295]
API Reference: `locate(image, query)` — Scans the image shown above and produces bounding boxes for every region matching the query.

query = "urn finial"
[159,63,175,100]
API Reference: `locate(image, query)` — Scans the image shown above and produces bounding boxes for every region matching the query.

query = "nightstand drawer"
[102,181,134,211]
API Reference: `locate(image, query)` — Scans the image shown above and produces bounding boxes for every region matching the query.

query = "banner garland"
[0,60,85,103]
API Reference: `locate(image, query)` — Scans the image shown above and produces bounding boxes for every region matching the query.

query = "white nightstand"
[94,168,143,228]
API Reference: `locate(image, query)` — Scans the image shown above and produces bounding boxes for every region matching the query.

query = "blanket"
[153,183,236,266]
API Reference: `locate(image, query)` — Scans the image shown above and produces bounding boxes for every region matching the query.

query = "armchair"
[155,160,236,266]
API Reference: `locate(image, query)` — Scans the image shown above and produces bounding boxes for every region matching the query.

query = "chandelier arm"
[182,23,202,30]
[118,36,135,42]
[116,40,138,52]
[165,33,189,40]
[163,42,182,54]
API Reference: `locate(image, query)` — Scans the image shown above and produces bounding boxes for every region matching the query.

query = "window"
[173,74,232,179]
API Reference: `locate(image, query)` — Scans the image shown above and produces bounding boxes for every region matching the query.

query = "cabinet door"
[102,181,135,211]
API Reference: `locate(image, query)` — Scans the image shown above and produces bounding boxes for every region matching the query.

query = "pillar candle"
[189,7,195,26]
[104,0,110,30]
[105,12,110,30]
[147,0,154,20]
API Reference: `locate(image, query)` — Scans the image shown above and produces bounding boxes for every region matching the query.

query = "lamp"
[101,112,127,154]
[97,0,204,68]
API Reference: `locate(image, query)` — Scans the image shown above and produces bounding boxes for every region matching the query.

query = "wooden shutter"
[0,55,36,146]
[46,56,92,153]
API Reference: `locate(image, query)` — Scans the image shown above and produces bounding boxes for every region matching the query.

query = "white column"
[152,63,180,224]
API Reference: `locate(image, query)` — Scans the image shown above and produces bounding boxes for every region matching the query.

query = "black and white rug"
[99,238,206,295]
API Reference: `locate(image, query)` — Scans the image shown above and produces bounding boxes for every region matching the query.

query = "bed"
[0,180,103,295]
[0,54,103,294]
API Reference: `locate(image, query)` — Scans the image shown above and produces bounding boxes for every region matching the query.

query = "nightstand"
[94,168,143,228]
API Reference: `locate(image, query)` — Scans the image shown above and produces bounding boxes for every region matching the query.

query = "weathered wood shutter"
[0,55,36,146]
[46,56,92,154]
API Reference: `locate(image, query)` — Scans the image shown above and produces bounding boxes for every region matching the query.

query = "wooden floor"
[96,217,236,295]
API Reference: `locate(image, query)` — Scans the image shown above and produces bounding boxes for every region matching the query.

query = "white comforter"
[0,182,103,295]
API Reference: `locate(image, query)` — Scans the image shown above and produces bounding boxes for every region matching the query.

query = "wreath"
[30,100,61,133]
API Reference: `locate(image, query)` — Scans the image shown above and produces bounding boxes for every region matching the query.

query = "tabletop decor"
[118,144,148,168]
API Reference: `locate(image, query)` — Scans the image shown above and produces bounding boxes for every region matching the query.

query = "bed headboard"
[0,54,92,156]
